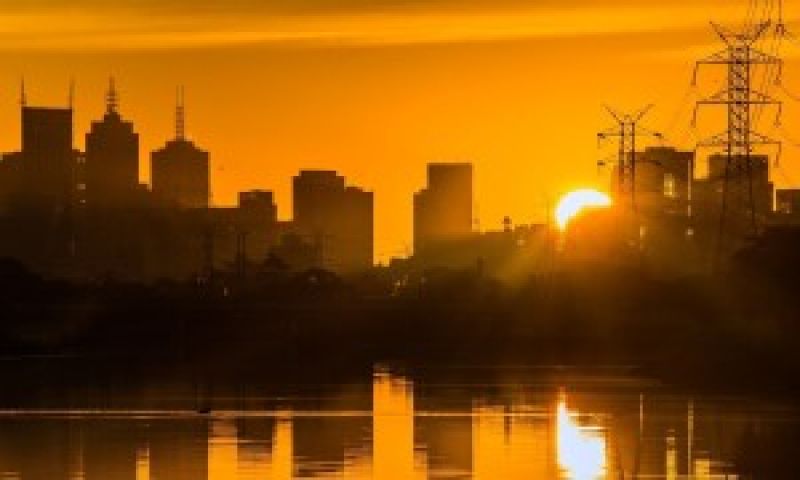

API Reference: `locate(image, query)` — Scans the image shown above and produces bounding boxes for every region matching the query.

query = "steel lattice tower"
[692,22,782,252]
[598,105,662,214]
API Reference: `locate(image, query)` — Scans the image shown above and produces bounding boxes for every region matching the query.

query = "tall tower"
[85,77,141,208]
[151,87,210,209]
[693,22,782,253]
[597,105,662,213]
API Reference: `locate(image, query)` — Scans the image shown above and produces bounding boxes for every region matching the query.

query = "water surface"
[0,367,796,479]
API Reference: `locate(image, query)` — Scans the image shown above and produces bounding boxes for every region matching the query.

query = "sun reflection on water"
[556,395,607,480]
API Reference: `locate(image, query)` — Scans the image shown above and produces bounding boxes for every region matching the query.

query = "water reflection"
[472,404,554,478]
[0,369,791,479]
[556,395,607,479]
[135,445,150,480]
[373,371,425,480]
[270,414,293,480]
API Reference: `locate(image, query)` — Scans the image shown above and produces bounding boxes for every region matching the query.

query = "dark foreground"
[2,253,800,399]
[4,257,800,477]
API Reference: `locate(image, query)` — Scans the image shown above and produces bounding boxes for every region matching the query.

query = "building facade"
[413,163,473,254]
[292,170,373,273]
[85,80,141,208]
[20,106,76,206]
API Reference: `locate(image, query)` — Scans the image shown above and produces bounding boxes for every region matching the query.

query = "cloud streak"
[0,1,777,51]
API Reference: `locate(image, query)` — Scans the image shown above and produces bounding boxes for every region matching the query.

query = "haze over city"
[4,1,800,479]
[2,0,798,261]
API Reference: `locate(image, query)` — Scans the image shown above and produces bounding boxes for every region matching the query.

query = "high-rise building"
[20,105,75,206]
[292,170,373,273]
[151,89,209,209]
[694,154,773,221]
[0,152,23,209]
[85,78,141,208]
[239,190,278,222]
[630,147,694,218]
[236,190,280,262]
[0,96,79,273]
[413,163,473,254]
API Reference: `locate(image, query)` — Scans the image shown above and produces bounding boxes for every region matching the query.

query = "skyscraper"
[21,104,75,206]
[626,147,694,218]
[413,163,473,254]
[237,189,280,262]
[0,89,79,272]
[151,88,209,209]
[693,153,773,224]
[85,78,141,208]
[292,170,373,272]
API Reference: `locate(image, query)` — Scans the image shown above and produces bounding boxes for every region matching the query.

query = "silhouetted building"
[0,99,82,275]
[235,190,280,264]
[151,90,209,209]
[239,190,277,221]
[414,163,473,254]
[292,170,374,273]
[631,147,694,219]
[269,233,323,272]
[693,154,773,224]
[20,105,76,207]
[776,189,800,216]
[85,79,141,208]
[0,151,23,210]
[411,223,548,282]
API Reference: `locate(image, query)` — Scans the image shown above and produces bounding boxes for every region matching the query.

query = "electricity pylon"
[692,22,782,256]
[597,105,663,213]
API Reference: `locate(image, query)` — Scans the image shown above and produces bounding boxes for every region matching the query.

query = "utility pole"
[692,22,782,259]
[597,105,663,215]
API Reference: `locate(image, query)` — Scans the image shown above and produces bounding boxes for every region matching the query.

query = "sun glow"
[555,189,612,231]
[557,396,607,480]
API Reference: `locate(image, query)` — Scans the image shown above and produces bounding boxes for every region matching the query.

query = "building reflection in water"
[372,369,426,480]
[268,414,294,480]
[472,403,556,479]
[0,371,765,479]
[208,418,238,480]
[68,426,85,480]
[135,444,150,480]
[666,430,677,480]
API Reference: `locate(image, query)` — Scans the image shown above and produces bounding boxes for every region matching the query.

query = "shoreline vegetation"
[1,246,800,407]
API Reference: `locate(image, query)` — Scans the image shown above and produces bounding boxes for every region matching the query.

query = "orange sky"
[0,0,798,261]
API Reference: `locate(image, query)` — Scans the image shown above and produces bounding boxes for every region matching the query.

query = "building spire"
[106,76,118,114]
[176,85,185,141]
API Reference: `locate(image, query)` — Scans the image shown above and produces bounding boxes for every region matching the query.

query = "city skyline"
[1,0,797,260]
[5,3,800,478]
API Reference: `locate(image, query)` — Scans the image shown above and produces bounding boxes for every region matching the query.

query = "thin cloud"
[0,3,772,51]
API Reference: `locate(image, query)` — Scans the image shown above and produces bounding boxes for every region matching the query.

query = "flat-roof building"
[414,163,473,254]
[292,170,373,273]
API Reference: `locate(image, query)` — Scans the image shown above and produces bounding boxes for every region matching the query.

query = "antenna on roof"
[106,76,118,114]
[176,85,186,141]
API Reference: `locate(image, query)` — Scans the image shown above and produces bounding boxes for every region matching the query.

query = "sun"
[555,189,612,231]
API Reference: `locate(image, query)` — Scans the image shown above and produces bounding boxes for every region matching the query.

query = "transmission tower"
[597,105,663,213]
[692,22,782,252]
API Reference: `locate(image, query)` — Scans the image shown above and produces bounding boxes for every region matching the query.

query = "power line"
[692,21,783,262]
[597,105,663,214]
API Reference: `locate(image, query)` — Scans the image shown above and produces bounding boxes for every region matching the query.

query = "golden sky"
[1,0,798,261]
